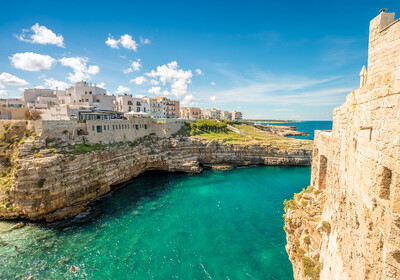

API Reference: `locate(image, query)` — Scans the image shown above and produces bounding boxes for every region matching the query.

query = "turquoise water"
[262,121,333,140]
[0,166,310,279]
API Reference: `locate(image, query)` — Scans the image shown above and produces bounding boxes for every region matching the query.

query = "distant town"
[0,81,242,122]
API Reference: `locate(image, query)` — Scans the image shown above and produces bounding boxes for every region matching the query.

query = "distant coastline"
[245,119,302,123]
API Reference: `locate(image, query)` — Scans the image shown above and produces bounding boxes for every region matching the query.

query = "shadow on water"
[40,170,190,230]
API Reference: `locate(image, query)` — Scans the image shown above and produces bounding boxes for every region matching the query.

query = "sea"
[0,121,332,280]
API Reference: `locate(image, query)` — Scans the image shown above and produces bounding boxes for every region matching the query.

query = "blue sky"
[0,0,399,120]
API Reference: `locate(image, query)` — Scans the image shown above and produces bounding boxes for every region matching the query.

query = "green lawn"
[192,122,313,150]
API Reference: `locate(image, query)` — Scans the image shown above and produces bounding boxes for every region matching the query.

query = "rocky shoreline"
[0,134,312,222]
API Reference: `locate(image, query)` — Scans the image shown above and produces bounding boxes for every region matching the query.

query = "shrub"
[321,221,331,234]
[25,109,42,120]
[283,198,297,213]
[37,178,46,188]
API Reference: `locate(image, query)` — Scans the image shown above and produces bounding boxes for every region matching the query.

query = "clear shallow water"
[0,167,310,280]
[262,121,333,140]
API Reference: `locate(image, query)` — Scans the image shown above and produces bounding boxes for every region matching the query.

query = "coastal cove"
[0,167,310,279]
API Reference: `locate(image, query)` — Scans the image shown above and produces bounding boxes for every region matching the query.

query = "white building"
[58,81,116,111]
[201,108,220,119]
[116,94,150,114]
[231,110,243,120]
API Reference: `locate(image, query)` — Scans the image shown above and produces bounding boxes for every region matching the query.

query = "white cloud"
[210,82,216,86]
[145,61,192,99]
[205,71,352,107]
[0,90,8,95]
[106,34,139,51]
[210,96,217,102]
[181,94,197,106]
[148,87,161,95]
[105,36,119,49]
[59,57,100,83]
[44,78,69,90]
[130,76,147,85]
[136,94,145,98]
[17,23,64,47]
[10,52,56,71]
[34,85,45,89]
[120,34,138,51]
[195,69,203,75]
[123,68,133,74]
[97,82,106,88]
[150,79,159,85]
[115,85,130,94]
[131,59,141,71]
[140,37,151,45]
[124,59,141,74]
[0,72,29,86]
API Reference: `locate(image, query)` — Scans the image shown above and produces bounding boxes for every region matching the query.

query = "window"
[128,101,133,105]
[92,126,95,131]
[113,125,115,129]
[96,126,102,133]
[89,91,92,94]
[144,124,147,129]
[107,125,109,130]
[104,125,106,130]
[137,107,140,112]
[129,106,132,111]
[135,124,139,130]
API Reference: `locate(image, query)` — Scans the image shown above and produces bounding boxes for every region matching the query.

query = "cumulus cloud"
[120,34,138,51]
[124,59,141,73]
[105,36,119,49]
[195,69,203,75]
[210,96,217,102]
[17,23,64,47]
[115,85,130,93]
[150,79,159,85]
[106,34,139,51]
[145,61,192,99]
[44,78,69,90]
[181,94,197,106]
[97,82,106,88]
[59,57,100,83]
[210,81,216,86]
[0,72,29,86]
[130,76,147,85]
[10,52,56,71]
[0,90,8,95]
[140,37,151,45]
[147,86,168,95]
[123,68,133,74]
[34,85,45,89]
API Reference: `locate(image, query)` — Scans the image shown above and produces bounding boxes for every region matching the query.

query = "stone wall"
[26,118,185,144]
[285,10,400,280]
[368,10,400,84]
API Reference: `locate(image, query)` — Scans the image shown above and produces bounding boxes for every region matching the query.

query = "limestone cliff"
[284,10,400,280]
[0,134,311,222]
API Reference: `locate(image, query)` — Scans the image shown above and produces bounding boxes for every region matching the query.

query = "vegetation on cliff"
[283,186,328,280]
[183,120,313,151]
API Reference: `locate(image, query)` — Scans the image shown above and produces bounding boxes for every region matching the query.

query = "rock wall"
[0,136,311,222]
[285,10,400,280]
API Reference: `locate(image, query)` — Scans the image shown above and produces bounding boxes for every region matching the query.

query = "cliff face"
[284,11,400,280]
[0,136,311,222]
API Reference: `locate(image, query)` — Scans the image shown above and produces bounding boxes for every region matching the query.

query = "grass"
[190,122,313,149]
